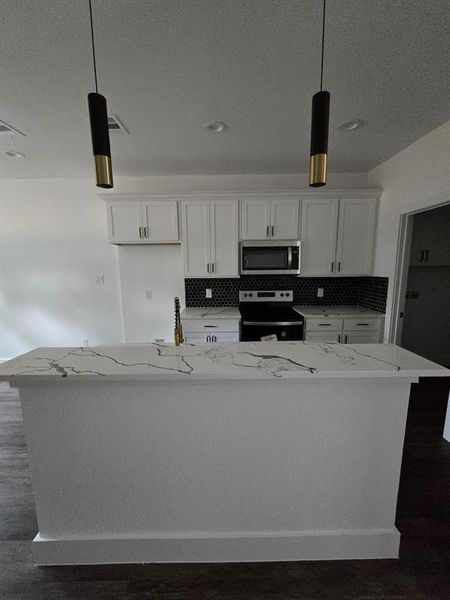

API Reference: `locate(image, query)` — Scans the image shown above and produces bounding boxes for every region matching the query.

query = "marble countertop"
[0,342,446,383]
[181,307,241,319]
[294,305,385,318]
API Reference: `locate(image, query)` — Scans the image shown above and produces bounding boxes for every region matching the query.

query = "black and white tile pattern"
[185,276,388,312]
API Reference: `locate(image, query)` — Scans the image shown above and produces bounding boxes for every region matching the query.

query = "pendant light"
[87,0,113,188]
[309,0,330,187]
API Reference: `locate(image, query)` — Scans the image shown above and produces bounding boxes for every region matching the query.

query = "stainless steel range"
[239,290,304,342]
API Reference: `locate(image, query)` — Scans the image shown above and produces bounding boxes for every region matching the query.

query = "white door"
[142,201,179,242]
[240,198,271,240]
[336,198,377,275]
[271,198,300,240]
[181,201,211,277]
[343,331,380,344]
[300,198,339,275]
[210,200,239,277]
[304,331,341,342]
[107,202,142,243]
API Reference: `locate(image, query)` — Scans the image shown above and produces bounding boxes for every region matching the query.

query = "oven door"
[240,242,300,275]
[240,321,304,342]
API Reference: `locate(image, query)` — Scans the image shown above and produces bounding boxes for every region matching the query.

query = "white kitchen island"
[0,342,447,565]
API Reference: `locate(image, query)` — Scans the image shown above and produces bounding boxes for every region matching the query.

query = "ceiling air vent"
[0,120,26,140]
[108,115,129,135]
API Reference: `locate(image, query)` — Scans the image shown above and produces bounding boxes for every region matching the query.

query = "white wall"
[0,179,122,360]
[368,119,450,340]
[0,173,367,359]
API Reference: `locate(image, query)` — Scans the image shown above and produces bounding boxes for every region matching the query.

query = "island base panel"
[19,379,412,565]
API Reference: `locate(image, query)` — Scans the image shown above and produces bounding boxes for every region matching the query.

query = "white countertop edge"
[4,371,447,385]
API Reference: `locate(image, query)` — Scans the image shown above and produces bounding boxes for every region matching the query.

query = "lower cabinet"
[303,316,384,344]
[182,318,240,344]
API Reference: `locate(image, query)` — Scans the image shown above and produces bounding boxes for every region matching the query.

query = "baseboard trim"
[33,529,400,565]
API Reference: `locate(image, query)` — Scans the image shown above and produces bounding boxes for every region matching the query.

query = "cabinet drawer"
[343,317,382,331]
[304,331,341,343]
[305,317,343,332]
[182,318,240,333]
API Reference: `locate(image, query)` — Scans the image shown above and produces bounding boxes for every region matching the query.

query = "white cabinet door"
[301,198,339,275]
[304,331,341,342]
[142,201,179,242]
[271,198,300,240]
[240,198,271,240]
[210,200,239,277]
[343,331,380,344]
[183,333,209,344]
[181,201,211,277]
[107,202,142,243]
[336,198,377,275]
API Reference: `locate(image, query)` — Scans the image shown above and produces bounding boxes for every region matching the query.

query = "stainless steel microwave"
[240,240,301,275]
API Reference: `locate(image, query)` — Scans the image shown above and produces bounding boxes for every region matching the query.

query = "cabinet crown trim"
[99,189,382,203]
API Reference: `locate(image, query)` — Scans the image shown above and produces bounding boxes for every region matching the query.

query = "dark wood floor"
[1,378,449,600]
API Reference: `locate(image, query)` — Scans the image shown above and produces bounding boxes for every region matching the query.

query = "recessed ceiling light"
[338,119,364,132]
[4,150,26,159]
[204,121,227,134]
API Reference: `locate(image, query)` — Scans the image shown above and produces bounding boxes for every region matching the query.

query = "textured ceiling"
[0,0,449,179]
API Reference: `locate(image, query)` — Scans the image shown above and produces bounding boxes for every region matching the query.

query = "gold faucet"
[174,297,184,346]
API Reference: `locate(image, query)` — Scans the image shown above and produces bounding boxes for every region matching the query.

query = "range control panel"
[239,290,293,302]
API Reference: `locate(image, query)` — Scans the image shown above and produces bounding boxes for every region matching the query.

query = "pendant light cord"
[88,0,99,93]
[320,0,326,91]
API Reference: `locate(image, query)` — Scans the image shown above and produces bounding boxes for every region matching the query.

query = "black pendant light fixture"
[87,0,113,188]
[309,0,330,187]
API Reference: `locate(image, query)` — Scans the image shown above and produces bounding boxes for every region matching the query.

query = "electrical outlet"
[96,274,105,285]
[205,288,212,299]
[154,338,165,343]
[317,288,324,298]
[82,339,89,347]
[145,290,152,300]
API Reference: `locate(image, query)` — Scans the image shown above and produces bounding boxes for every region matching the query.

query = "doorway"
[392,202,450,367]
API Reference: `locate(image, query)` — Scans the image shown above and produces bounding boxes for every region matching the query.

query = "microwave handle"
[288,246,292,269]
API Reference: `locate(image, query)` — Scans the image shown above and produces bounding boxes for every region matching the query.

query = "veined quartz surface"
[181,307,241,319]
[0,342,446,382]
[294,305,385,317]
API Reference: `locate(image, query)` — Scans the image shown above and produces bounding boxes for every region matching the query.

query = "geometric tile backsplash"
[185,276,388,313]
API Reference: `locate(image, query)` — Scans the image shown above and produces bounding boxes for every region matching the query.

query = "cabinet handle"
[211,263,215,273]
[207,263,210,273]
[344,334,348,343]
[138,226,143,239]
[420,250,424,262]
[425,249,429,262]
[266,225,270,237]
[319,323,331,326]
[212,335,217,342]
[206,335,210,342]
[203,325,218,328]
[338,334,341,343]
[331,261,334,273]
[144,226,149,239]
[271,225,274,237]
[338,261,341,272]
[356,323,369,326]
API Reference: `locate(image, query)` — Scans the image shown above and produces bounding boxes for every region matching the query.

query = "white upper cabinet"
[336,198,377,275]
[182,201,211,277]
[301,198,339,276]
[271,198,300,239]
[107,202,143,243]
[210,200,239,277]
[241,196,299,240]
[141,201,179,242]
[240,198,271,240]
[181,199,239,278]
[106,199,180,244]
[300,196,377,276]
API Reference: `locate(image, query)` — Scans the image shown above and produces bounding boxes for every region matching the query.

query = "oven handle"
[242,321,303,326]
